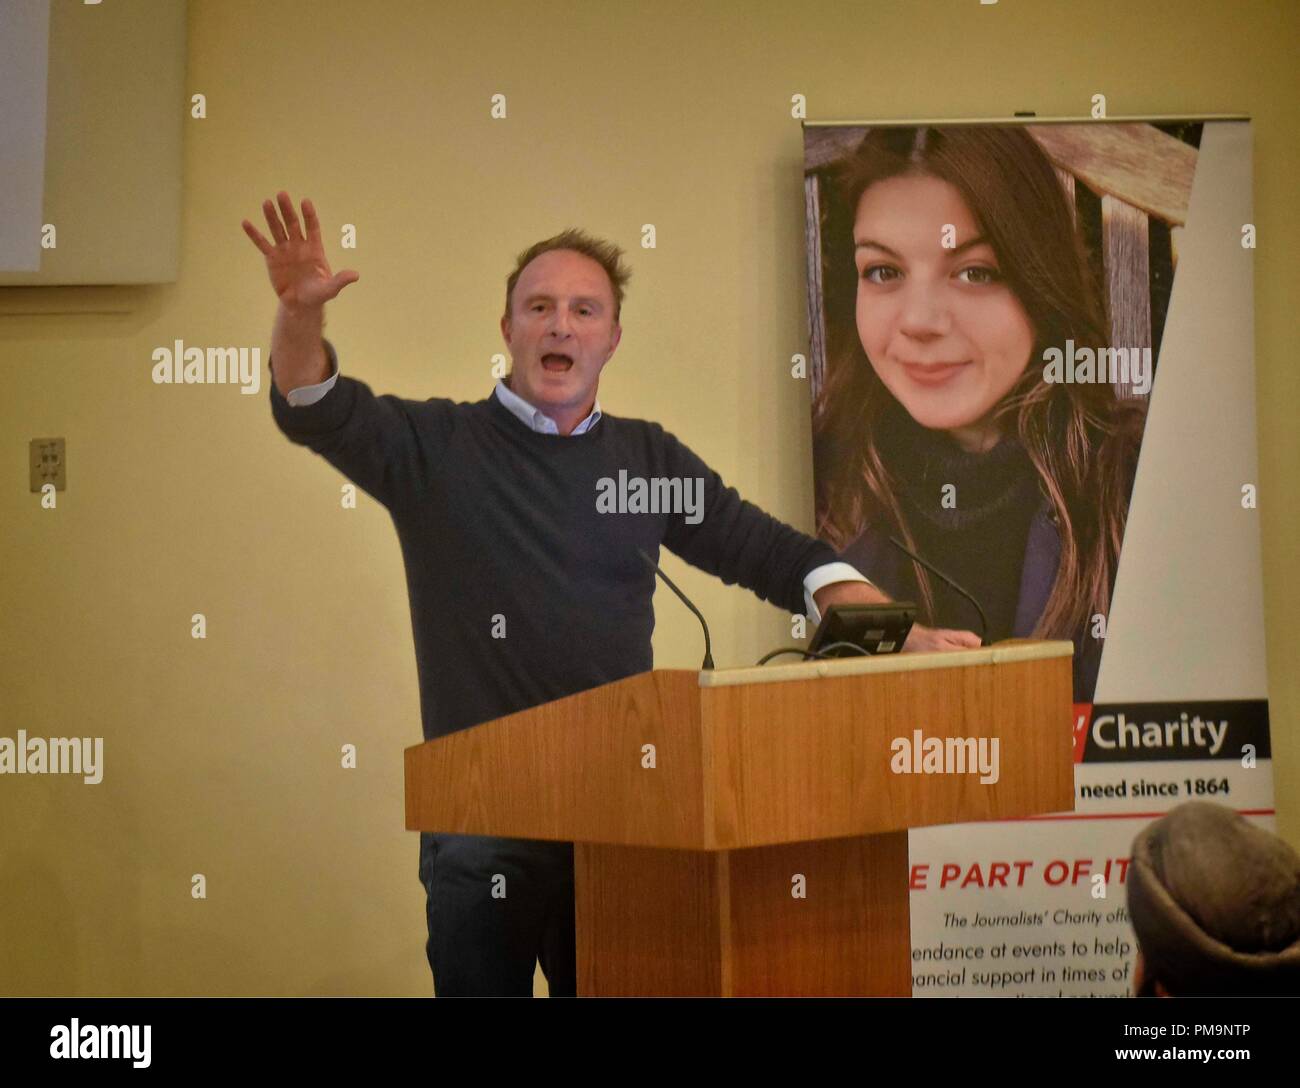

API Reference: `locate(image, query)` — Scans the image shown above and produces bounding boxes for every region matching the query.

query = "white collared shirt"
[492,376,602,435]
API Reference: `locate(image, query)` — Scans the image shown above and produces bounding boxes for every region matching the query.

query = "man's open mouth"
[542,353,574,372]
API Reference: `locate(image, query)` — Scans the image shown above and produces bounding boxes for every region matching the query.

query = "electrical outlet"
[30,437,66,491]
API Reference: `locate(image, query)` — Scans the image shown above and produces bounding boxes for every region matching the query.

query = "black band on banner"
[1080,700,1271,763]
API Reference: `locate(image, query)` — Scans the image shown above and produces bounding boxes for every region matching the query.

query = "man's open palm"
[241,191,358,311]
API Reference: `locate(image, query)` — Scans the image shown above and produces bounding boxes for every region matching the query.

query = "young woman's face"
[852,174,1036,451]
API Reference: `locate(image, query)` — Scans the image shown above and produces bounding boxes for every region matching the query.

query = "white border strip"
[698,640,1074,688]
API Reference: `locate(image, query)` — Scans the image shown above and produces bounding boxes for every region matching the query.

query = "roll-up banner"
[802,119,1270,996]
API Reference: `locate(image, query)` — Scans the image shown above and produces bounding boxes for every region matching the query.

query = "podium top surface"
[697,639,1074,688]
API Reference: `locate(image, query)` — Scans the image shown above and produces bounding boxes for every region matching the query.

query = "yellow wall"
[2,0,1296,996]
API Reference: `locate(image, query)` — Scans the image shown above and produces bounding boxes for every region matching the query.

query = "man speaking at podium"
[244,192,981,996]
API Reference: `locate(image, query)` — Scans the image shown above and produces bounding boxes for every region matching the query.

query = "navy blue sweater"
[269,347,838,741]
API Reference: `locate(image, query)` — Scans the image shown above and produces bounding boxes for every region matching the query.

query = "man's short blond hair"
[504,229,631,322]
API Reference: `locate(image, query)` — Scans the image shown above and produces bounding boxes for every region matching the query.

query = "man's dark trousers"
[419,831,577,996]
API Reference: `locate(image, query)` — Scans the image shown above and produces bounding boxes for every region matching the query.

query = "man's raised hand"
[241,191,358,312]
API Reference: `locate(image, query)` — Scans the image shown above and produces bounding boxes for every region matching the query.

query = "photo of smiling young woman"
[811,126,1148,702]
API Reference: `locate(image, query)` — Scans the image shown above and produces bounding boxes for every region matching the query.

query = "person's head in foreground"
[1127,800,1300,996]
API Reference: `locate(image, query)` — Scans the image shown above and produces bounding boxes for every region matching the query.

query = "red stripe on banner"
[1072,703,1092,762]
[1008,809,1275,822]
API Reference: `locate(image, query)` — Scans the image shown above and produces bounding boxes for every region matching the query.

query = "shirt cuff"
[283,340,341,407]
[803,561,874,627]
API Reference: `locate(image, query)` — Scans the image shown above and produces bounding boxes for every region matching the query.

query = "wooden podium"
[404,640,1074,996]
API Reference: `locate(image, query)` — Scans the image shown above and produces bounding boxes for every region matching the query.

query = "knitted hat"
[1127,801,1300,996]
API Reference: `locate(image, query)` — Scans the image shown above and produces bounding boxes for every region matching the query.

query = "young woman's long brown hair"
[813,126,1146,640]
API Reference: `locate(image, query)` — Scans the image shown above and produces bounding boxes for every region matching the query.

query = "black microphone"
[636,547,714,670]
[886,535,989,646]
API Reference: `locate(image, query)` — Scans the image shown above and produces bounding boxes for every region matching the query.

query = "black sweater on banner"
[875,399,1043,642]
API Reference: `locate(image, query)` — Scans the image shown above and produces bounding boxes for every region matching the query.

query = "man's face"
[500,249,622,429]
